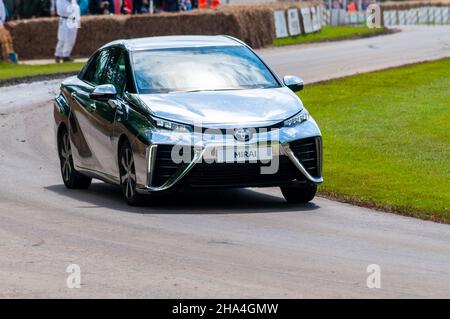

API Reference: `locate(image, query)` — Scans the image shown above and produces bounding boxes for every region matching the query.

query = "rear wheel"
[58,127,92,189]
[119,140,144,206]
[281,182,317,203]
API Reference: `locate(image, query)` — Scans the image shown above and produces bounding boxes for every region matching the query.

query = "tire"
[58,127,92,189]
[119,140,144,206]
[280,182,317,203]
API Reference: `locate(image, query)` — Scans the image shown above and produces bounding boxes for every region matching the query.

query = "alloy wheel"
[60,130,73,183]
[120,146,137,199]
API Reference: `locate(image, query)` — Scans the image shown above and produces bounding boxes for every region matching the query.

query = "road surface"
[0,26,449,298]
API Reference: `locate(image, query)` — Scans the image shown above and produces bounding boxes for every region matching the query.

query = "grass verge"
[274,26,392,46]
[0,62,83,81]
[300,58,450,223]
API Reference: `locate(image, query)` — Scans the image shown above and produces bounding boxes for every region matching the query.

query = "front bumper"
[135,118,323,193]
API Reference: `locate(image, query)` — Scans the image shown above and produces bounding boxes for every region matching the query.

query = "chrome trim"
[75,165,120,184]
[137,146,207,193]
[281,143,323,184]
[136,138,322,193]
[146,144,158,186]
[315,136,323,178]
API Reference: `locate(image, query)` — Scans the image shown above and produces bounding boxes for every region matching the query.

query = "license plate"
[216,147,273,163]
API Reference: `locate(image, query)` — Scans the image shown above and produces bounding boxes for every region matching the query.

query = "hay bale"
[8,1,322,60]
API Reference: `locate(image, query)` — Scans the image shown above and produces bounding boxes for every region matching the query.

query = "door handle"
[89,103,96,111]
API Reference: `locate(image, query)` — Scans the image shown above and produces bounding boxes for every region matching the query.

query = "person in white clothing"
[54,0,80,63]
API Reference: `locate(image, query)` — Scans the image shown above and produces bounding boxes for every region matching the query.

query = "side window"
[104,50,128,97]
[82,49,113,85]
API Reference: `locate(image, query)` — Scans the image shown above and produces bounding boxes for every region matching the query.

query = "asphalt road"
[0,26,449,298]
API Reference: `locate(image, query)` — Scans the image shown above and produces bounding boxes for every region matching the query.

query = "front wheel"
[280,182,317,203]
[119,140,144,206]
[58,127,92,189]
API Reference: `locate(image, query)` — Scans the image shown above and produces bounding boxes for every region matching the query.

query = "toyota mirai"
[54,35,323,205]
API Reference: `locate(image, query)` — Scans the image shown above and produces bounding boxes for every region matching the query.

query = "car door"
[88,48,130,179]
[71,48,115,173]
[67,49,111,170]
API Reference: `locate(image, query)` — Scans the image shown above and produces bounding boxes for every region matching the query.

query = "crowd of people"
[1,0,205,20]
[1,0,220,64]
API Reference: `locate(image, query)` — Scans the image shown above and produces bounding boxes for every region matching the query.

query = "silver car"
[54,35,322,205]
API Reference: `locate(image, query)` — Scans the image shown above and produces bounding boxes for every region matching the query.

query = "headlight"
[283,109,309,127]
[153,117,193,133]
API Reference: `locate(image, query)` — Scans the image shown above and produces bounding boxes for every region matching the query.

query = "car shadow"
[45,182,320,215]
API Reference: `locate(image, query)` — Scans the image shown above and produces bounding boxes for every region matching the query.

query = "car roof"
[102,35,243,51]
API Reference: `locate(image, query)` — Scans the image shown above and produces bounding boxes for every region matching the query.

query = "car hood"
[138,87,303,128]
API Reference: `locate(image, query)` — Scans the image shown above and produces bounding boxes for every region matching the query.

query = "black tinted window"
[83,49,113,85]
[104,50,128,96]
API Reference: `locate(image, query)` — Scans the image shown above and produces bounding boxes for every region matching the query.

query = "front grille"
[151,142,319,188]
[289,137,322,178]
[187,156,305,188]
[152,145,185,187]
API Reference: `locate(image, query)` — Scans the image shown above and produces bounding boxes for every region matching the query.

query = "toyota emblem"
[234,128,252,142]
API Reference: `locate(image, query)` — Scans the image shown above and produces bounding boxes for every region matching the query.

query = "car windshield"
[132,45,281,94]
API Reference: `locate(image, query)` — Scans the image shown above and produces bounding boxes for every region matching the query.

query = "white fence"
[383,6,450,26]
[274,5,327,38]
[273,4,450,38]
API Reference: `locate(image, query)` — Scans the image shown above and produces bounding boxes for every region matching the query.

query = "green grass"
[0,62,83,81]
[274,26,390,46]
[299,58,450,223]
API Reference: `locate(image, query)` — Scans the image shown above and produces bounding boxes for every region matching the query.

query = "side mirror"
[283,75,304,92]
[89,84,117,101]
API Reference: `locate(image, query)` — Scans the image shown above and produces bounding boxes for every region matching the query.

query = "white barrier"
[433,6,443,24]
[274,10,288,38]
[348,13,357,24]
[385,10,398,26]
[330,9,339,26]
[311,6,321,31]
[287,8,301,36]
[324,8,331,26]
[339,9,347,25]
[301,7,314,33]
[443,7,449,23]
[418,7,428,24]
[406,8,419,24]
[383,6,450,26]
[398,10,407,25]
[319,6,331,26]
[273,6,324,39]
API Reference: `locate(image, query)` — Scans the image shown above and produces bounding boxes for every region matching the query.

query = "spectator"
[53,0,88,17]
[3,0,17,19]
[164,0,179,12]
[89,0,110,14]
[54,0,80,63]
[18,0,52,18]
[0,0,17,63]
[107,0,133,15]
[132,0,142,14]
[78,0,89,15]
[123,0,133,14]
[180,0,192,11]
